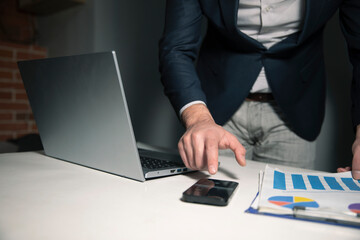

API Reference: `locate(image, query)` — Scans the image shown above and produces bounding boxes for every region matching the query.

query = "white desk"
[0,152,358,240]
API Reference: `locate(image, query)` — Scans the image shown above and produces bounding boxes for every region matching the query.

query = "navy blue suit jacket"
[159,0,360,141]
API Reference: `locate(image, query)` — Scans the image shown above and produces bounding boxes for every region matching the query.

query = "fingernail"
[352,170,360,180]
[209,165,217,175]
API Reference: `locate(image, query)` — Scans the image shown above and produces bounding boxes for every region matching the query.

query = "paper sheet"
[258,165,360,215]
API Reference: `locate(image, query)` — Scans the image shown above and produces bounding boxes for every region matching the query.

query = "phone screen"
[182,179,238,206]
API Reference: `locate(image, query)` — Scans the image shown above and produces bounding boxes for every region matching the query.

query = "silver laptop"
[18,51,193,182]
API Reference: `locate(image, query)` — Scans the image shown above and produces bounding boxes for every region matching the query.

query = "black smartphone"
[182,178,239,206]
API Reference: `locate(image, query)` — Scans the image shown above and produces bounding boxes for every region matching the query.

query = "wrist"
[181,104,214,129]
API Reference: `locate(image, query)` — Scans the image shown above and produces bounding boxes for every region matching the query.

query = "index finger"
[205,138,219,175]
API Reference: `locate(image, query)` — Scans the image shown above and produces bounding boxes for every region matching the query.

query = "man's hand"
[337,125,360,180]
[178,104,246,175]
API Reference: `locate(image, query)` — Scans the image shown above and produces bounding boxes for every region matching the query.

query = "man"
[159,0,360,179]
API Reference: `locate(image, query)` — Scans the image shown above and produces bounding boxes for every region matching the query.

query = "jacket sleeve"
[339,0,360,130]
[159,0,207,116]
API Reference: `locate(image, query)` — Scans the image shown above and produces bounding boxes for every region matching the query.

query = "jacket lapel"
[297,0,325,44]
[219,0,264,49]
[218,0,238,33]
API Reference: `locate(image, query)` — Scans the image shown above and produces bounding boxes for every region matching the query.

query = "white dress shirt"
[179,0,305,115]
[238,0,305,93]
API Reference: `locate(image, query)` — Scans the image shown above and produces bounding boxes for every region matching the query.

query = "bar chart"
[273,170,360,192]
[256,166,360,227]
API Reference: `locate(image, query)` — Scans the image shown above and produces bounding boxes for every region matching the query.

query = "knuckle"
[191,132,202,143]
[182,135,191,144]
[178,140,183,148]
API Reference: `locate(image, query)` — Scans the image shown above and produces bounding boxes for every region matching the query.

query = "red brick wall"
[0,0,36,44]
[0,41,47,141]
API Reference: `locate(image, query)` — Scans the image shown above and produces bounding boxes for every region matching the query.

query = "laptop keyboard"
[140,156,185,170]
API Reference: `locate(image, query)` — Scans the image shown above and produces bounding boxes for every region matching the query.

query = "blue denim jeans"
[222,100,316,169]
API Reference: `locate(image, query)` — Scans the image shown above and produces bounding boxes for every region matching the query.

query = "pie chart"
[268,196,319,209]
[348,203,360,213]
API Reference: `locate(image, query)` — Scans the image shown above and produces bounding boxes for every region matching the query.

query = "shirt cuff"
[179,100,207,116]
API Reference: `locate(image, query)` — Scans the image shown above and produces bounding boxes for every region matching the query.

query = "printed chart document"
[247,165,360,227]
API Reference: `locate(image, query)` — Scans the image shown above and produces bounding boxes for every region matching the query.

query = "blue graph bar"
[324,177,344,190]
[274,171,286,190]
[307,175,325,190]
[341,178,360,191]
[291,174,306,190]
